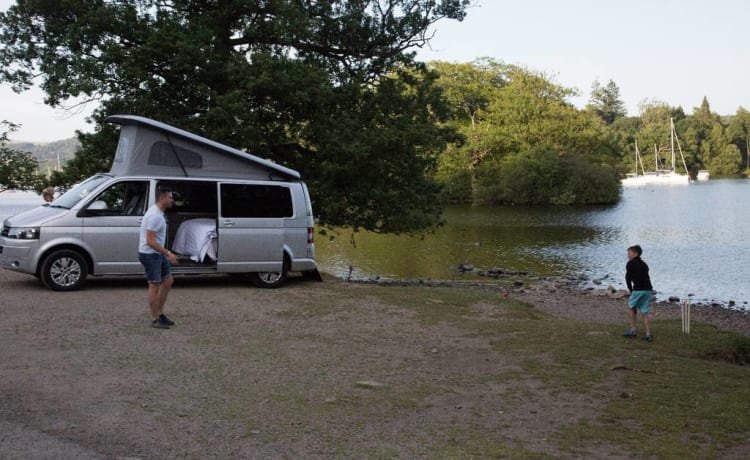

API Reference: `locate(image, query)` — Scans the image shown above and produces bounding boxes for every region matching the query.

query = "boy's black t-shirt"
[626,256,653,292]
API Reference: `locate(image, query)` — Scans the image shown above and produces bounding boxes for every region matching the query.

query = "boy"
[624,245,653,342]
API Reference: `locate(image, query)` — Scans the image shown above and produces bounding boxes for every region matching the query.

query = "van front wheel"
[41,249,88,291]
[250,263,288,289]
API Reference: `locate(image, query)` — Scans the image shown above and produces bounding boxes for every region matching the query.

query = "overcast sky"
[1,0,747,142]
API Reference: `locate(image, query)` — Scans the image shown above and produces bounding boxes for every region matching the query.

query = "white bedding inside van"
[173,218,217,262]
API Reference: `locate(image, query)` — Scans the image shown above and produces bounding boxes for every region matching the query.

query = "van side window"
[220,184,293,218]
[87,181,149,216]
[148,141,203,169]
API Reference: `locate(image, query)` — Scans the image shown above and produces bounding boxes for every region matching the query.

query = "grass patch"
[362,283,750,457]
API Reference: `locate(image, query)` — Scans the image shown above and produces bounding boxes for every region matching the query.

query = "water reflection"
[316,180,750,306]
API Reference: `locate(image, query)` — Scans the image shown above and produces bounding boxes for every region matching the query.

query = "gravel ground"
[1,269,749,459]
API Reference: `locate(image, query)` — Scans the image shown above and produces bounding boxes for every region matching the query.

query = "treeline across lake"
[429,59,750,206]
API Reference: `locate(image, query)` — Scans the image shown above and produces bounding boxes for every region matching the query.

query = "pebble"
[355,380,385,389]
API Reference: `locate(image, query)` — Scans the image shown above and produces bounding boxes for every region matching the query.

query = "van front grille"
[1,226,8,237]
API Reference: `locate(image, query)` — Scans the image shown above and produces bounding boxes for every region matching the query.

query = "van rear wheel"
[250,261,288,289]
[41,249,88,291]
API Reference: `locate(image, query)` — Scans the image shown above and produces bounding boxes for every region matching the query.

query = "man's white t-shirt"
[139,204,166,254]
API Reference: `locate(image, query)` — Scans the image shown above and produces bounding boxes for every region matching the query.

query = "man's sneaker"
[642,335,653,342]
[623,328,637,338]
[159,313,175,326]
[151,319,170,329]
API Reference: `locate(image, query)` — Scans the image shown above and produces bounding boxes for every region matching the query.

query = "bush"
[475,146,620,205]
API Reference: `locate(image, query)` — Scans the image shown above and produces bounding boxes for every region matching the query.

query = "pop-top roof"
[105,115,300,180]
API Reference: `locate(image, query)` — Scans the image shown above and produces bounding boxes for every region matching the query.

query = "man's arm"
[146,229,178,264]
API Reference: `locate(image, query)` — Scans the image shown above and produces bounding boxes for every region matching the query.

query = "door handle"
[137,218,143,224]
[223,220,235,227]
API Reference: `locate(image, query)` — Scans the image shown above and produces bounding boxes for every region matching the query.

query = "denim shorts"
[138,252,172,283]
[628,290,651,314]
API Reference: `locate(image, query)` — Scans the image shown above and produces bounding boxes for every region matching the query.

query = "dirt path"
[1,270,749,459]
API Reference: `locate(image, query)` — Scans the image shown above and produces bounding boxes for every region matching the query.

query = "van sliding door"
[217,183,288,272]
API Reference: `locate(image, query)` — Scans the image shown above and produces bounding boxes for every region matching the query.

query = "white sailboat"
[621,118,690,186]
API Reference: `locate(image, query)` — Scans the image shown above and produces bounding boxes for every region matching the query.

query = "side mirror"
[89,200,108,210]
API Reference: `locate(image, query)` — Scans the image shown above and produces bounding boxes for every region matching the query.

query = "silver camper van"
[0,115,317,291]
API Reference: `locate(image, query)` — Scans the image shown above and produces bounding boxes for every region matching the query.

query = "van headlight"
[7,227,41,239]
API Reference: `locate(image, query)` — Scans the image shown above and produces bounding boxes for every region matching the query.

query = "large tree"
[0,0,471,234]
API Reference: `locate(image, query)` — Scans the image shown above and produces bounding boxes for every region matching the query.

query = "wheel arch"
[36,244,94,277]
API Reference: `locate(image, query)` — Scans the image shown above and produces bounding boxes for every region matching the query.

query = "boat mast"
[634,140,646,175]
[670,117,676,171]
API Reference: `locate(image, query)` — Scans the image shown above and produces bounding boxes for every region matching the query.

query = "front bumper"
[0,237,39,274]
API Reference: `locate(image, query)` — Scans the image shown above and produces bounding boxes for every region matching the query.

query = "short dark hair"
[156,186,172,200]
[628,245,643,256]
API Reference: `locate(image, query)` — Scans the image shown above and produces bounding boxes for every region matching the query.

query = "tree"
[431,61,621,205]
[0,0,472,234]
[0,121,43,193]
[587,79,627,125]
[709,144,742,176]
[726,107,750,172]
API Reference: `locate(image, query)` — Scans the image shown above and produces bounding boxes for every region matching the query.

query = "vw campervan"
[0,115,317,290]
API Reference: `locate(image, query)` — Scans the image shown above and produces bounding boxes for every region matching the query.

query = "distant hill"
[7,138,79,174]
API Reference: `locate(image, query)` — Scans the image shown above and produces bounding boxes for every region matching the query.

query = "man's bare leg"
[156,276,173,316]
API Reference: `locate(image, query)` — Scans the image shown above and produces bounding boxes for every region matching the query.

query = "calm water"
[315,180,750,307]
[2,182,748,306]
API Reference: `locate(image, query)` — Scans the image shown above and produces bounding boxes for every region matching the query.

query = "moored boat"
[621,118,690,187]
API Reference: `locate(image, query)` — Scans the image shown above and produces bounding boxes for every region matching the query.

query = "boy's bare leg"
[641,312,651,337]
[628,308,637,332]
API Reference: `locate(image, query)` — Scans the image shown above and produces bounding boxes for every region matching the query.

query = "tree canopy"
[587,79,627,125]
[431,60,621,205]
[0,0,471,234]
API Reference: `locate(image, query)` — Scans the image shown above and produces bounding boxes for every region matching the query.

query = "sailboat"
[621,118,690,186]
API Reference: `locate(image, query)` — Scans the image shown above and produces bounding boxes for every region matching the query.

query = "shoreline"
[343,273,750,337]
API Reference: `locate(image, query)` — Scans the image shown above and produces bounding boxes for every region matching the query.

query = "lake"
[2,181,748,308]
[315,180,750,308]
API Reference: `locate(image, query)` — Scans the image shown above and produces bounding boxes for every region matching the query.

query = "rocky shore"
[348,269,750,337]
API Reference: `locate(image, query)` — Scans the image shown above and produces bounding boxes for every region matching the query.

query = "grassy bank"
[2,274,749,458]
[346,284,750,458]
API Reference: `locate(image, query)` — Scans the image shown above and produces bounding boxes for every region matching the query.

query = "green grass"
[363,284,750,457]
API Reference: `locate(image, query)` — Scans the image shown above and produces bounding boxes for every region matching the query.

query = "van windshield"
[51,175,112,209]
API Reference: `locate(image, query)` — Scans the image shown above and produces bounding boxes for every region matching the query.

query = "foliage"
[0,121,43,193]
[726,107,750,172]
[587,79,626,125]
[709,144,742,177]
[475,146,620,205]
[0,0,472,234]
[431,60,621,205]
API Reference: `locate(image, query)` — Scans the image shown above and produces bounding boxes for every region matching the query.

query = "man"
[138,187,179,329]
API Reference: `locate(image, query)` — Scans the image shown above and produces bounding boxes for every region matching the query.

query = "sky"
[0,0,747,142]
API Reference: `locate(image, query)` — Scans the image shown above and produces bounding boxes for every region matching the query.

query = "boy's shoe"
[642,335,653,342]
[623,328,637,338]
[151,319,170,329]
[159,313,175,326]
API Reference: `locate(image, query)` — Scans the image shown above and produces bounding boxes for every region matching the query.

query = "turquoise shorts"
[628,290,651,314]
